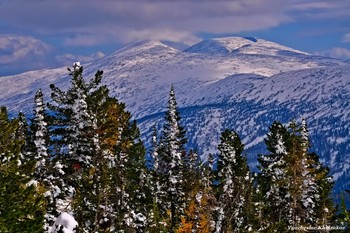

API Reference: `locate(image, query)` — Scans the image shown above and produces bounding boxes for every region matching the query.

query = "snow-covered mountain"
[0,37,349,191]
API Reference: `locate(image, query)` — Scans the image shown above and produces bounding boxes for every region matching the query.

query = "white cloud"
[0,0,349,75]
[318,47,350,60]
[0,35,51,64]
[0,34,105,75]
[0,0,292,46]
[0,0,348,48]
[289,0,350,19]
[0,0,348,47]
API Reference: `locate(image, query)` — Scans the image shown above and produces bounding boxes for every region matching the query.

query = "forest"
[0,63,349,232]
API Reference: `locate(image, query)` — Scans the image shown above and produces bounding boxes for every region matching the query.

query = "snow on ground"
[50,212,78,233]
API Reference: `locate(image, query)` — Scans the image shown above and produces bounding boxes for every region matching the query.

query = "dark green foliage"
[256,121,291,230]
[257,120,336,232]
[0,107,45,233]
[214,129,253,232]
[336,193,350,230]
[0,73,345,233]
[156,86,189,231]
[48,65,149,232]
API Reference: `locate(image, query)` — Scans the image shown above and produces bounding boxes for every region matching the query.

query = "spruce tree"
[0,106,45,232]
[95,97,149,232]
[258,120,335,231]
[214,129,253,232]
[49,63,149,232]
[30,89,60,231]
[48,63,105,219]
[157,85,188,232]
[146,124,167,232]
[31,89,50,180]
[257,121,291,231]
[298,120,335,227]
[337,192,350,229]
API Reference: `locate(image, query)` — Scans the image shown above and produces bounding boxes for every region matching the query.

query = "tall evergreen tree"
[145,124,167,232]
[287,120,318,228]
[298,120,334,227]
[257,121,291,231]
[336,192,350,229]
[30,89,61,231]
[258,120,335,231]
[214,129,253,232]
[157,85,188,232]
[31,89,50,180]
[49,63,148,232]
[176,161,216,233]
[0,106,45,232]
[48,63,105,218]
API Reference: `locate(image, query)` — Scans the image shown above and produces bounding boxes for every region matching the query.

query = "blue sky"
[0,0,349,76]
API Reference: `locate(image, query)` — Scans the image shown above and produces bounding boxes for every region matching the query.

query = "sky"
[0,0,349,76]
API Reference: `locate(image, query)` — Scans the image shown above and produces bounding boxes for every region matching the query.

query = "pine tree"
[298,119,319,225]
[94,97,149,232]
[17,111,31,154]
[0,106,45,232]
[214,129,253,232]
[309,152,335,226]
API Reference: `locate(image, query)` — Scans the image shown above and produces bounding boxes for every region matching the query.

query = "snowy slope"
[0,37,349,191]
[185,37,308,56]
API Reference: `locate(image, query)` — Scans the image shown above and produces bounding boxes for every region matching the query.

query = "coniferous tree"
[30,89,60,231]
[336,192,350,230]
[176,161,216,233]
[258,120,335,231]
[257,121,291,231]
[146,124,167,232]
[96,97,149,232]
[0,106,45,232]
[157,85,188,232]
[299,120,335,227]
[17,111,31,155]
[48,63,95,216]
[49,63,148,232]
[309,152,335,227]
[287,120,319,228]
[32,89,49,177]
[214,129,253,232]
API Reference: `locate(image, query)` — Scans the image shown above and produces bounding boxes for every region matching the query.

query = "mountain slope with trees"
[0,37,349,194]
[1,64,349,232]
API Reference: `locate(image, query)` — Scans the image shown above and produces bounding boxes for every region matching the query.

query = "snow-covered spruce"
[214,129,253,232]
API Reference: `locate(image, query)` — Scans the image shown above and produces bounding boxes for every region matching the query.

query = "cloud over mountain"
[2,0,348,46]
[0,35,52,75]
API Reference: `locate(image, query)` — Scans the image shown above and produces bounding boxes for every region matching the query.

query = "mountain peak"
[185,36,308,56]
[113,40,179,56]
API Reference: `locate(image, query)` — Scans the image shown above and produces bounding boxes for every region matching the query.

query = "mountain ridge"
[185,36,309,56]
